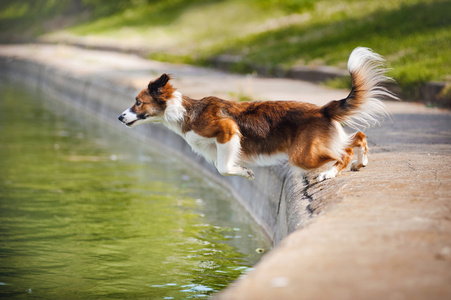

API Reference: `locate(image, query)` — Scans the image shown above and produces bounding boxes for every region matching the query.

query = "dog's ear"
[148,74,171,96]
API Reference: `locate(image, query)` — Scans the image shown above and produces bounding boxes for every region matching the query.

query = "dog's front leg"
[215,135,254,180]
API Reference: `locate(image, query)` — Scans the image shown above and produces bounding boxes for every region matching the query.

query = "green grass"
[1,0,450,97]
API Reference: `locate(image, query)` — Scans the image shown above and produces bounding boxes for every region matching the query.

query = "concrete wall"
[0,57,311,245]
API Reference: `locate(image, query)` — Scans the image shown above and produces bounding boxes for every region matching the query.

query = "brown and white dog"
[118,47,397,181]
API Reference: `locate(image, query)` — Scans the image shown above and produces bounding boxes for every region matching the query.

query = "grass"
[1,0,450,97]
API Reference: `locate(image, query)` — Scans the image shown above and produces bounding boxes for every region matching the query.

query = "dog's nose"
[118,114,124,122]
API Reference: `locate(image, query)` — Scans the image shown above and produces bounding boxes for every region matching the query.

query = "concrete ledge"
[0,56,311,245]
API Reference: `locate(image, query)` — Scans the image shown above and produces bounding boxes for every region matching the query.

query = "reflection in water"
[0,80,270,299]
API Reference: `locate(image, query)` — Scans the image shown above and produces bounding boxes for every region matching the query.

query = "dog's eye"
[136,100,142,106]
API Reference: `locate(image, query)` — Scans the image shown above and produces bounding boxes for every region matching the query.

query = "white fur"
[215,134,253,179]
[119,108,136,124]
[329,120,351,160]
[362,151,368,166]
[357,146,367,166]
[215,134,241,174]
[119,108,163,127]
[317,122,354,182]
[184,130,253,179]
[245,153,288,167]
[163,91,185,135]
[184,131,217,163]
[164,91,185,123]
[350,146,368,171]
[345,47,398,129]
[318,166,339,182]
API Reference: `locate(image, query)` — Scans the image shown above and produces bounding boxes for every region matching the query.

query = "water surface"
[0,80,269,299]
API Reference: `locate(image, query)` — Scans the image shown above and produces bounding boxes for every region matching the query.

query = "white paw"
[317,168,337,182]
[244,168,255,180]
[350,160,362,171]
[362,155,368,166]
[238,167,255,180]
[219,166,255,180]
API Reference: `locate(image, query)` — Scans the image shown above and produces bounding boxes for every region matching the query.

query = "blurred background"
[0,0,450,98]
[1,1,450,298]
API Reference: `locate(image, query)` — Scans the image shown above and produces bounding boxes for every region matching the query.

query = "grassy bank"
[1,0,450,96]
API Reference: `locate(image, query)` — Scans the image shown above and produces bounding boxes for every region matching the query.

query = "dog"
[118,47,397,181]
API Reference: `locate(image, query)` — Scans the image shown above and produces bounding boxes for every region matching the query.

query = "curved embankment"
[0,56,312,245]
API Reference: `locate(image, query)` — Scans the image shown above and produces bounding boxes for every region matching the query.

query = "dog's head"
[118,73,176,127]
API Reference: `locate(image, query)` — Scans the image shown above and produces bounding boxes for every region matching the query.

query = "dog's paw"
[317,173,329,182]
[317,168,337,182]
[350,160,364,171]
[362,155,368,167]
[244,168,255,180]
[218,166,254,180]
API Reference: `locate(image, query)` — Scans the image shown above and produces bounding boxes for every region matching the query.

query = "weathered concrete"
[218,149,451,300]
[1,44,450,299]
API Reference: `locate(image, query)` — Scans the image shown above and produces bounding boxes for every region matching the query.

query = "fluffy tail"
[321,47,398,129]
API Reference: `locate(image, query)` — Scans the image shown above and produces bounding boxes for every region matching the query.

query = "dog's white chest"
[184,131,217,163]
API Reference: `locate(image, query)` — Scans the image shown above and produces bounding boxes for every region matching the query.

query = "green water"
[0,80,269,299]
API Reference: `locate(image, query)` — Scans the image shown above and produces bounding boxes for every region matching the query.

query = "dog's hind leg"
[349,131,368,171]
[317,132,368,181]
[317,148,354,181]
[289,142,342,182]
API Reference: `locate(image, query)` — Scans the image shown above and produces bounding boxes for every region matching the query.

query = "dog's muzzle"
[118,113,130,125]
[118,111,137,127]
